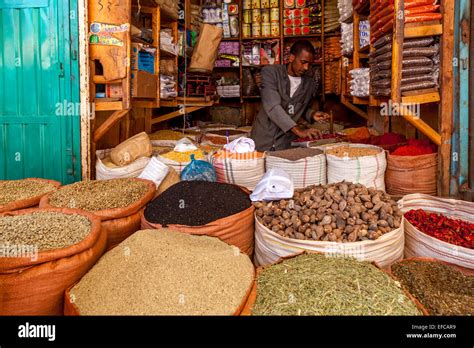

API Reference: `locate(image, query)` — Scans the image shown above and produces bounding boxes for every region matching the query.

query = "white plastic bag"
[138,157,169,187]
[173,138,198,152]
[250,168,294,202]
[223,137,256,154]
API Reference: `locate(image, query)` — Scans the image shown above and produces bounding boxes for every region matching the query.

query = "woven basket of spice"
[241,251,428,316]
[40,178,156,251]
[388,257,474,315]
[0,208,106,315]
[0,178,61,213]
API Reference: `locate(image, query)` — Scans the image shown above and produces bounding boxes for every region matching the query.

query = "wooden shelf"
[95,100,125,111]
[241,36,281,40]
[353,96,369,105]
[401,91,440,105]
[404,20,443,38]
[284,33,322,38]
[221,37,240,41]
[160,49,177,58]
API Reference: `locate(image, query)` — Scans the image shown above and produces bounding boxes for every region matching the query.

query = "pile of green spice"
[252,253,422,316]
[0,212,91,253]
[48,179,149,211]
[70,229,254,315]
[391,260,474,315]
[0,180,57,206]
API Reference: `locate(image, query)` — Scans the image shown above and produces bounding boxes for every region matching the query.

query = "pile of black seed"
[144,181,251,226]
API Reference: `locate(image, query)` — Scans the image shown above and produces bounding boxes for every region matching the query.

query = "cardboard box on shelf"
[131,70,158,99]
[131,42,156,74]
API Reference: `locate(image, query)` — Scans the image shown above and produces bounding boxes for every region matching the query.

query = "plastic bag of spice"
[399,194,474,270]
[181,154,217,182]
[373,45,439,63]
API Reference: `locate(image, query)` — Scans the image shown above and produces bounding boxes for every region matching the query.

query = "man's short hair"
[290,40,316,56]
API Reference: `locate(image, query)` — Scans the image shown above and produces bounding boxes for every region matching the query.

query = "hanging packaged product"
[284,0,295,8]
[262,23,271,36]
[284,27,294,36]
[261,9,270,23]
[295,0,306,8]
[243,0,251,9]
[293,26,302,35]
[230,16,239,37]
[228,2,239,14]
[252,0,261,9]
[261,0,270,8]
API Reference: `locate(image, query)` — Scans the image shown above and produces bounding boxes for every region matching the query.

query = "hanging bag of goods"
[0,179,61,213]
[399,194,474,270]
[64,230,254,315]
[0,208,106,315]
[95,149,151,180]
[265,148,327,189]
[141,181,255,256]
[211,151,265,191]
[241,252,427,316]
[39,178,156,251]
[253,182,404,268]
[385,153,437,197]
[325,144,387,191]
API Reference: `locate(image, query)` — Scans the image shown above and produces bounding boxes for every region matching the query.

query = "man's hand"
[312,111,331,123]
[291,126,322,140]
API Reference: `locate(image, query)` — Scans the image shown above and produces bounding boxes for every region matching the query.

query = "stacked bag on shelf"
[324,36,342,94]
[324,0,340,32]
[337,0,353,23]
[369,0,442,97]
[349,68,370,97]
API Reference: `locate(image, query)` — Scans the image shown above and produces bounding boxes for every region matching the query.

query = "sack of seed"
[242,252,426,316]
[142,181,255,256]
[0,208,105,315]
[65,229,254,315]
[39,178,156,250]
[0,179,61,213]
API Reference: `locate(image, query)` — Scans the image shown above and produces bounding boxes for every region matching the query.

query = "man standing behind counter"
[251,40,330,151]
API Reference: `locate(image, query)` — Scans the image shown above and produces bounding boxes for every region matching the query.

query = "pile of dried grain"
[48,179,149,211]
[70,229,254,315]
[0,180,58,205]
[0,212,91,253]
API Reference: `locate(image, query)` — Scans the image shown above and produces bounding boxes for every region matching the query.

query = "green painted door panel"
[0,0,81,184]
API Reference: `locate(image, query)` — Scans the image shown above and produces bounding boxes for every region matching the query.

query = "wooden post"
[438,0,455,196]
[390,0,404,137]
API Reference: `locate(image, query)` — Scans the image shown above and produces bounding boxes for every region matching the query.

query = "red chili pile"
[392,139,437,156]
[405,209,474,249]
[370,132,406,146]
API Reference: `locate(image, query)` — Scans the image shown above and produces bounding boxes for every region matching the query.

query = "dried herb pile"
[391,260,474,315]
[405,209,473,249]
[252,253,422,316]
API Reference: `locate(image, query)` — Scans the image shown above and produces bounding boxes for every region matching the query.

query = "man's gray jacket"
[250,64,318,151]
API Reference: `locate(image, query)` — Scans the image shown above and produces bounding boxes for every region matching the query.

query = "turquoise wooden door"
[0,0,81,184]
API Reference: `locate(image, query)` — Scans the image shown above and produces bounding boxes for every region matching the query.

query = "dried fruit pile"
[391,260,474,315]
[404,209,473,249]
[48,179,149,211]
[70,229,254,315]
[255,182,402,242]
[0,212,91,253]
[252,253,422,316]
[0,180,58,206]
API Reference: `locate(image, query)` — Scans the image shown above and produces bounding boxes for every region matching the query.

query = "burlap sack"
[0,208,106,315]
[110,132,152,167]
[385,153,437,196]
[189,24,223,73]
[0,179,61,213]
[39,179,156,250]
